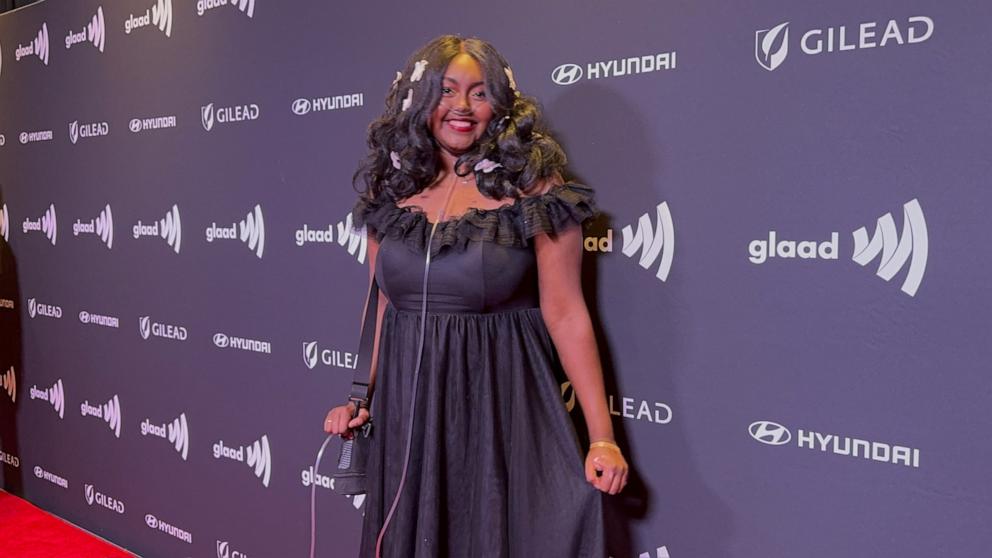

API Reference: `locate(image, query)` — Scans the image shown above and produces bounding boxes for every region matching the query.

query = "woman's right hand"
[323,401,370,438]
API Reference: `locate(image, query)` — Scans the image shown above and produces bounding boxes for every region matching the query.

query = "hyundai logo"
[551,63,583,85]
[749,420,792,445]
[129,118,141,133]
[213,333,230,348]
[292,98,311,115]
[145,514,158,528]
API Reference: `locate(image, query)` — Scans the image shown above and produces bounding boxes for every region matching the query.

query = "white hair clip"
[401,88,413,111]
[410,59,429,82]
[474,159,503,173]
[390,151,402,170]
[391,71,402,88]
[504,66,517,90]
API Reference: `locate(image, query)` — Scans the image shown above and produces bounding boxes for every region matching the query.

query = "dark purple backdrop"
[0,1,988,557]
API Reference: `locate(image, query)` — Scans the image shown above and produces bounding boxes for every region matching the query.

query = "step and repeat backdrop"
[0,0,989,557]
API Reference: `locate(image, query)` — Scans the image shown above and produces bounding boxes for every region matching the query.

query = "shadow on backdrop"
[0,184,24,496]
[547,83,734,558]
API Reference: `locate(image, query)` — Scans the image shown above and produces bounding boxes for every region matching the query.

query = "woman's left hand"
[585,443,629,495]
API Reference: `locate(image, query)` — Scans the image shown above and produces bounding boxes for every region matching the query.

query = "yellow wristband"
[589,440,621,452]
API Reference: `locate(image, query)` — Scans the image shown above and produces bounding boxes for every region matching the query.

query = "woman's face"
[428,53,494,157]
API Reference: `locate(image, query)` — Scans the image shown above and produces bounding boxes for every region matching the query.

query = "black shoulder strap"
[348,275,379,408]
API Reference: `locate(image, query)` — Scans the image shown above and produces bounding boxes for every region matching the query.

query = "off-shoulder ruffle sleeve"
[351,183,598,256]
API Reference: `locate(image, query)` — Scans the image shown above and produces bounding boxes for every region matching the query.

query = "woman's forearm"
[544,308,615,443]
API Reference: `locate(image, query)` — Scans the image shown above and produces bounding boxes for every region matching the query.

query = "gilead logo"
[756,16,934,71]
[139,316,188,341]
[216,539,249,558]
[0,449,19,468]
[84,483,125,514]
[201,102,261,131]
[303,341,357,370]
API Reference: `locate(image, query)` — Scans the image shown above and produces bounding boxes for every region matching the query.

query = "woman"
[324,35,628,557]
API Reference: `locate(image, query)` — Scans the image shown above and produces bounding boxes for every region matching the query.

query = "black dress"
[352,182,605,558]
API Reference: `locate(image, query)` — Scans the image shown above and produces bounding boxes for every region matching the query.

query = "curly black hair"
[352,35,568,204]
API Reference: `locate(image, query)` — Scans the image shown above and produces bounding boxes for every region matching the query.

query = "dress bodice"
[353,182,598,314]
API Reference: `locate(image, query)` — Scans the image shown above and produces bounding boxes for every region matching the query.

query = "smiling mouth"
[445,119,476,133]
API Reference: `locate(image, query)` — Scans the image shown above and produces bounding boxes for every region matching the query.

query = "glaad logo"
[294,214,368,263]
[213,332,272,354]
[206,204,265,258]
[73,204,114,248]
[29,379,64,418]
[852,199,928,297]
[84,483,125,514]
[125,0,173,38]
[139,315,189,341]
[21,203,57,245]
[144,513,192,544]
[197,0,255,18]
[561,381,672,425]
[79,310,120,328]
[584,202,675,282]
[66,7,106,52]
[748,199,928,297]
[129,114,177,133]
[80,394,122,438]
[27,297,63,319]
[216,539,249,558]
[69,120,110,144]
[291,92,364,116]
[2,366,16,403]
[141,412,189,460]
[1,203,8,241]
[201,102,260,131]
[303,341,357,370]
[15,22,49,65]
[133,204,182,254]
[755,16,933,71]
[552,50,676,85]
[0,449,19,468]
[213,435,272,487]
[301,465,366,510]
[749,420,921,468]
[34,465,68,488]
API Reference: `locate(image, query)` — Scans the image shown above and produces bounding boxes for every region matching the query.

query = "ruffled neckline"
[352,182,598,256]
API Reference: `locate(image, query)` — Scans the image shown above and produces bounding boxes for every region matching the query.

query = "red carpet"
[0,491,135,557]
